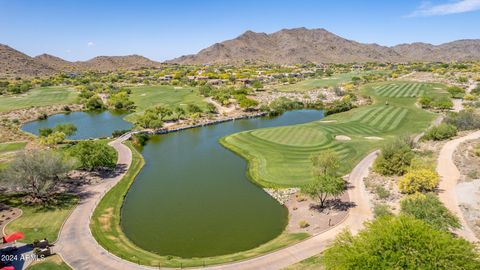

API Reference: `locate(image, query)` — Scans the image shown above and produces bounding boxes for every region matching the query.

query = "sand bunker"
[320,120,337,123]
[365,136,384,140]
[335,135,351,141]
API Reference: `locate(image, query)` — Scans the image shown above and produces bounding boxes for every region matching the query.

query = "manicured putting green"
[222,81,447,187]
[0,87,78,112]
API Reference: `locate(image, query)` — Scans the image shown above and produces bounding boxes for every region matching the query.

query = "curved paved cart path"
[437,130,480,242]
[56,134,376,270]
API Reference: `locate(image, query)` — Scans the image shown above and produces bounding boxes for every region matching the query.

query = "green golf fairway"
[222,81,448,187]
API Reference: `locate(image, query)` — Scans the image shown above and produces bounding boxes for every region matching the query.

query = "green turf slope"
[221,81,448,187]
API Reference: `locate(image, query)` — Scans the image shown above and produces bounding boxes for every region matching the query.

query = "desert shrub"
[373,204,392,218]
[444,110,480,131]
[325,100,354,115]
[111,129,132,138]
[374,138,414,176]
[418,96,433,108]
[475,144,480,157]
[447,86,465,98]
[38,131,65,145]
[322,215,480,269]
[268,97,304,115]
[299,220,310,228]
[431,96,454,110]
[422,123,457,141]
[131,133,150,146]
[374,185,390,199]
[85,95,104,110]
[400,193,459,231]
[398,168,439,194]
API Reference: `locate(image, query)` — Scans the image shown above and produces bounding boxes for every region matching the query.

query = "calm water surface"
[121,110,324,257]
[21,111,133,140]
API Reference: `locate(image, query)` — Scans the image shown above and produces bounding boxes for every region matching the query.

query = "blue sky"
[0,0,479,61]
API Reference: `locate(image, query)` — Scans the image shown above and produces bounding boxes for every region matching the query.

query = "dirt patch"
[363,172,401,214]
[284,191,350,235]
[457,180,480,238]
[0,203,22,234]
[335,135,351,141]
[98,207,114,231]
[454,138,480,181]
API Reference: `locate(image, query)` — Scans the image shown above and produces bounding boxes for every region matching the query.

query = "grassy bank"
[126,85,207,121]
[222,81,447,187]
[26,255,72,270]
[0,87,78,112]
[90,142,308,267]
[1,193,78,243]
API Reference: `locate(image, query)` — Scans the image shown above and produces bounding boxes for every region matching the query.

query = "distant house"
[207,79,223,85]
[195,76,209,81]
[159,74,174,81]
[237,78,253,85]
[351,64,364,71]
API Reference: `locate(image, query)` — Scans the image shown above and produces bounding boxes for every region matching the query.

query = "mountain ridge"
[170,27,480,64]
[2,27,480,78]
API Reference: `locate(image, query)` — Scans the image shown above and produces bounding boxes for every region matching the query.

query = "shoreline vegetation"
[90,142,309,267]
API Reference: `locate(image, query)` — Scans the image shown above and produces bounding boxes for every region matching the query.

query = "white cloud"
[66,49,72,53]
[87,41,95,47]
[409,0,480,17]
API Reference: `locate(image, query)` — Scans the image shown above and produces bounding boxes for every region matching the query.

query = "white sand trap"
[365,136,384,140]
[335,135,351,141]
[174,86,183,89]
[320,120,337,123]
[140,93,147,96]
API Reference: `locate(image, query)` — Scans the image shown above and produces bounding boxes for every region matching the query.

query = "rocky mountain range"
[2,27,480,78]
[171,27,480,64]
[0,44,161,78]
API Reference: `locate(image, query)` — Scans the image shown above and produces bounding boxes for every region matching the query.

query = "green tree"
[68,141,117,171]
[0,150,73,202]
[423,123,457,141]
[85,95,104,110]
[107,92,135,110]
[400,192,460,231]
[374,138,414,176]
[302,151,344,208]
[54,123,77,137]
[39,131,66,145]
[38,127,53,137]
[187,104,202,113]
[322,215,480,269]
[447,86,465,98]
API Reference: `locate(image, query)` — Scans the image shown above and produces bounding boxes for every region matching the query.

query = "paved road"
[437,130,480,242]
[56,134,376,270]
[54,135,150,270]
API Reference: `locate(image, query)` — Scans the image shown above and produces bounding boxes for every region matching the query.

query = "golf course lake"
[21,110,133,140]
[121,109,325,258]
